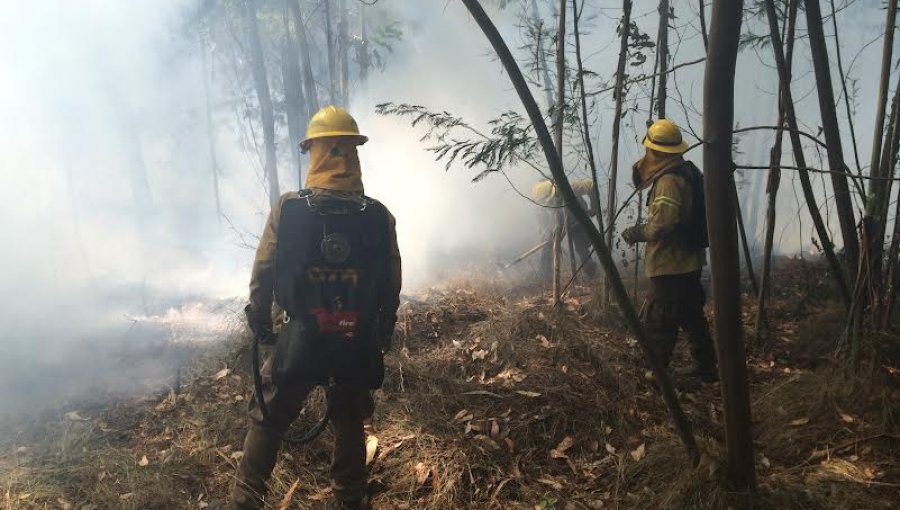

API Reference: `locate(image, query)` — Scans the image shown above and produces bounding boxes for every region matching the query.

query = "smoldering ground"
[0,0,890,418]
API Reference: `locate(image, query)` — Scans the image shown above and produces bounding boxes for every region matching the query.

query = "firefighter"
[621,119,718,383]
[531,179,599,281]
[222,106,402,510]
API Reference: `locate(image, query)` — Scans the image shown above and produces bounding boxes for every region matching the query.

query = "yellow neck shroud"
[305,138,364,193]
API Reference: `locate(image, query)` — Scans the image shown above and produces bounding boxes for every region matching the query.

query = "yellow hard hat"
[532,180,556,202]
[643,119,689,154]
[300,105,368,151]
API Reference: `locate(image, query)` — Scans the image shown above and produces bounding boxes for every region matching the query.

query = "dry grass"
[2,262,899,509]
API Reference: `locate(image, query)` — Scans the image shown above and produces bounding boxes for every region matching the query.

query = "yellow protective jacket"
[532,179,597,213]
[249,189,402,326]
[634,157,706,277]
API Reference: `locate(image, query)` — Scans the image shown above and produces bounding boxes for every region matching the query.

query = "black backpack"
[649,161,709,249]
[272,190,392,389]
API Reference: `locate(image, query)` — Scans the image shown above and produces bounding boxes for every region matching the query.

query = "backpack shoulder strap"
[646,161,690,206]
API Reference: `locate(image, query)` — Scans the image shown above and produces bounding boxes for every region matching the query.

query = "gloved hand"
[621,225,646,246]
[244,304,275,345]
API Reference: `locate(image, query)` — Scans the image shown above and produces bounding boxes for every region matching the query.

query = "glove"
[621,225,645,246]
[244,304,275,345]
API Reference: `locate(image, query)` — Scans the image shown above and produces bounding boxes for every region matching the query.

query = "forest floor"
[1,258,899,509]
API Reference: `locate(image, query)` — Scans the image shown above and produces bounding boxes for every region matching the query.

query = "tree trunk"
[656,0,669,118]
[734,181,759,296]
[604,0,633,307]
[460,0,700,465]
[764,0,851,305]
[698,0,708,51]
[552,0,567,304]
[289,0,319,114]
[867,0,897,193]
[704,0,755,494]
[357,7,371,84]
[756,0,798,339]
[874,77,900,325]
[529,0,555,108]
[246,0,280,206]
[572,0,603,241]
[324,0,337,104]
[282,0,306,183]
[805,0,859,279]
[863,0,898,322]
[830,0,864,177]
[339,0,350,106]
[200,33,222,217]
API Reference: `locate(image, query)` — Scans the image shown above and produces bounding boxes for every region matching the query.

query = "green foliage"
[375,103,539,182]
[536,494,558,510]
[369,21,403,69]
[621,20,655,68]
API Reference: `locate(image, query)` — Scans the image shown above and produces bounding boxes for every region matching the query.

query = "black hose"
[250,328,330,445]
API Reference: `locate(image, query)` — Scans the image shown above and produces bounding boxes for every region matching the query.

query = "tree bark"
[289,0,319,114]
[863,0,898,319]
[756,0,798,339]
[282,0,306,183]
[805,0,859,279]
[460,0,700,465]
[656,0,670,118]
[339,0,350,106]
[830,0,864,177]
[357,7,371,84]
[605,0,633,307]
[246,0,280,206]
[734,181,759,296]
[530,0,556,108]
[874,76,900,326]
[572,0,603,241]
[704,0,755,494]
[698,0,708,51]
[868,0,897,192]
[764,0,851,305]
[552,0,567,304]
[324,0,337,104]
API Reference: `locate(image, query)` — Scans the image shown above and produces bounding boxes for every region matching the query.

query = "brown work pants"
[230,357,374,510]
[639,271,717,376]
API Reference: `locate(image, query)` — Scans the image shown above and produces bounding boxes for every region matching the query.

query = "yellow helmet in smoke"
[300,105,369,152]
[532,180,556,203]
[642,119,689,154]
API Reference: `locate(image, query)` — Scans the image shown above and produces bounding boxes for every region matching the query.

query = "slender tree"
[756,0,799,338]
[246,0,280,205]
[656,0,670,118]
[459,0,700,465]
[867,0,897,192]
[324,0,337,104]
[572,0,603,232]
[339,0,350,106]
[281,0,306,181]
[805,0,860,278]
[704,0,755,494]
[764,0,851,305]
[289,0,319,113]
[604,0,633,306]
[552,0,567,303]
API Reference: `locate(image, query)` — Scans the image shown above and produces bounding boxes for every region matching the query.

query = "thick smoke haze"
[0,0,889,412]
